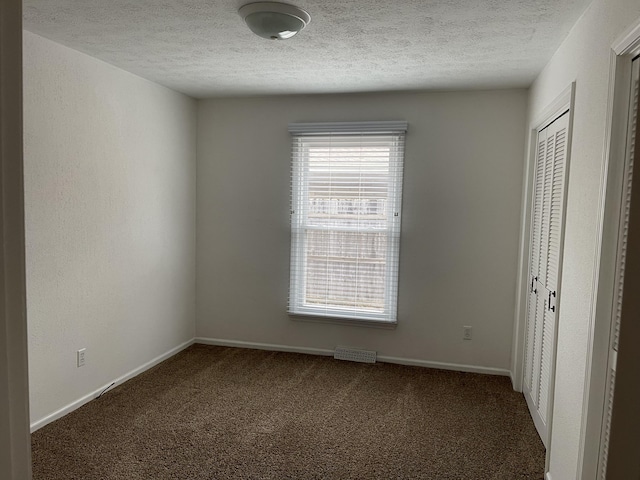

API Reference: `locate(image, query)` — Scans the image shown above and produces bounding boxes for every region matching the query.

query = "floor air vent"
[334,347,376,364]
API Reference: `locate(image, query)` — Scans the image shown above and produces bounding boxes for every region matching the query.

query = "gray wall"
[23,31,197,425]
[196,90,527,372]
[0,0,32,478]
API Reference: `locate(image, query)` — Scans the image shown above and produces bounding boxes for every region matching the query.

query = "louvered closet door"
[524,130,547,398]
[523,110,570,447]
[538,114,569,423]
[598,57,640,480]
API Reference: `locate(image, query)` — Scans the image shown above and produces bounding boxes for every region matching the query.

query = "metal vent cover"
[334,346,376,364]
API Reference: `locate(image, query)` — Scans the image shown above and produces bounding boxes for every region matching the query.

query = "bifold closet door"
[524,130,547,416]
[523,110,570,447]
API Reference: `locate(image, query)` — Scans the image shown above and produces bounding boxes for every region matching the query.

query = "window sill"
[289,312,398,330]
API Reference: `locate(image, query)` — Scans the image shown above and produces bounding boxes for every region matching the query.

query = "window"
[288,121,407,323]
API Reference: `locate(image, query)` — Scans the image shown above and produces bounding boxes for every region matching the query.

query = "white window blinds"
[288,121,407,323]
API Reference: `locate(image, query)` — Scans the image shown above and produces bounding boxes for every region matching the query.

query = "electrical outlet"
[77,348,86,367]
[463,326,472,341]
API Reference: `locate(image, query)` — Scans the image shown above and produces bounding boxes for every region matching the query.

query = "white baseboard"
[194,337,511,377]
[30,339,194,432]
[509,370,522,391]
[376,354,510,376]
[545,472,552,480]
[194,337,335,357]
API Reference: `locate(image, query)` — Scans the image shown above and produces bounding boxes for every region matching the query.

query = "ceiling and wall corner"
[22,0,593,98]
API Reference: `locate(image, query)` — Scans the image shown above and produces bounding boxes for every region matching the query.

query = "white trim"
[288,121,408,134]
[531,84,573,131]
[375,355,510,376]
[194,337,511,377]
[30,339,194,432]
[291,314,397,329]
[546,473,553,480]
[578,49,621,480]
[613,17,640,55]
[195,337,335,356]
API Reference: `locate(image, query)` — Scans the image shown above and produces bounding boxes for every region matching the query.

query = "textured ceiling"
[23,0,593,98]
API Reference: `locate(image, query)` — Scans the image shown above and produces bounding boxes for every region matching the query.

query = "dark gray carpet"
[32,344,545,479]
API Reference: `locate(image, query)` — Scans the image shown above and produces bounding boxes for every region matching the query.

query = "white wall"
[23,31,197,425]
[196,90,527,372]
[526,1,640,478]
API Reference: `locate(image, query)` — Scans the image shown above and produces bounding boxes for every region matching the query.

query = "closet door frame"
[512,83,575,471]
[578,19,640,480]
[513,83,575,390]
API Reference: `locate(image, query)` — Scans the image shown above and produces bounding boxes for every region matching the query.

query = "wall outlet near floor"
[463,326,473,341]
[77,348,86,367]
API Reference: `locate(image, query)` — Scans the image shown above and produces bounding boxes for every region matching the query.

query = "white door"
[523,110,571,446]
[598,56,640,480]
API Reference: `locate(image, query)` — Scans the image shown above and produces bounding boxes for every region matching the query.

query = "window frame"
[288,121,407,325]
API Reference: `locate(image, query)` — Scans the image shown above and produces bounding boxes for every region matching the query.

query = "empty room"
[2,0,640,479]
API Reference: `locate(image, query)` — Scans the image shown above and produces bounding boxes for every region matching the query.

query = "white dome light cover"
[239,2,311,40]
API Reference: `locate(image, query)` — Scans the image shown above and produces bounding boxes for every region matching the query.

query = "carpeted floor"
[31,345,545,479]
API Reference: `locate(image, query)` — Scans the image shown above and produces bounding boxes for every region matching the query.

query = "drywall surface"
[197,90,527,371]
[23,31,197,424]
[527,1,640,478]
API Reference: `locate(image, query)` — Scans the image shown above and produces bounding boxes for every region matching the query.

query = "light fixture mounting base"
[239,2,311,40]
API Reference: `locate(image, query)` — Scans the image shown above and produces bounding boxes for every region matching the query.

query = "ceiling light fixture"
[239,2,311,40]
